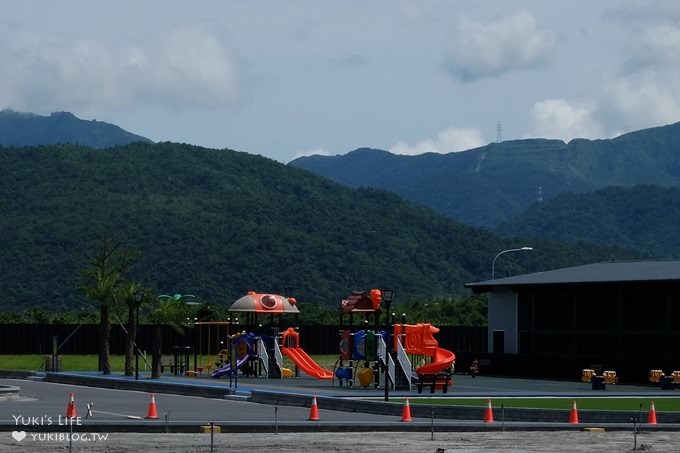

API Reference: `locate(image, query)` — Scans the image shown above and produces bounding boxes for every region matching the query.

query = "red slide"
[416,347,455,375]
[281,347,334,379]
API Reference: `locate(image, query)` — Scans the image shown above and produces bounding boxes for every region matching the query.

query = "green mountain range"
[0,109,152,149]
[497,185,680,258]
[289,122,680,228]
[0,142,633,311]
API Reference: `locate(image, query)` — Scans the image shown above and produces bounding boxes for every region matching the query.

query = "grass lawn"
[404,397,680,412]
[0,353,340,373]
[0,355,126,372]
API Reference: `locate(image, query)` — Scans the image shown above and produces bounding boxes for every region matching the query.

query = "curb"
[44,373,233,399]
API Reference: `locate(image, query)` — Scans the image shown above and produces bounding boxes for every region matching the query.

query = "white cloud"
[445,11,556,82]
[0,24,245,116]
[635,25,680,64]
[524,10,680,143]
[603,71,680,130]
[529,99,604,141]
[390,127,485,155]
[529,70,680,142]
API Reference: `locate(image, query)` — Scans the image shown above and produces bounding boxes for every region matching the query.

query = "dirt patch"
[1,430,676,452]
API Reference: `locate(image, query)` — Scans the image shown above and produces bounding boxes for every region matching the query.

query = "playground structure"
[393,322,456,393]
[172,289,455,394]
[209,291,331,381]
[280,327,333,379]
[210,332,264,378]
[336,289,456,392]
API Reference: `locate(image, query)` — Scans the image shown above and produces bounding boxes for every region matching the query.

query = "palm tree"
[117,282,146,376]
[79,237,138,375]
[149,294,194,378]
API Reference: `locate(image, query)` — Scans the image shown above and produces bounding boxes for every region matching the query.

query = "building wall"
[511,283,680,360]
[487,287,517,353]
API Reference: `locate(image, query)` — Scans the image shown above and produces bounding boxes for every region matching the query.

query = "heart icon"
[12,431,26,442]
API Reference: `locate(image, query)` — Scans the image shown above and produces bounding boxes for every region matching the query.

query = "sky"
[3,1,680,162]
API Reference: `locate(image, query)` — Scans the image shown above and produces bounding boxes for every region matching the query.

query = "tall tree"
[117,282,146,377]
[79,237,139,375]
[149,294,192,378]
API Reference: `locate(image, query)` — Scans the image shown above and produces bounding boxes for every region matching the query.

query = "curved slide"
[416,347,455,375]
[281,347,333,379]
[211,354,251,378]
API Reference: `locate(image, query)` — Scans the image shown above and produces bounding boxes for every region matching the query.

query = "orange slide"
[416,347,455,374]
[281,346,333,379]
[280,327,333,380]
[393,323,456,374]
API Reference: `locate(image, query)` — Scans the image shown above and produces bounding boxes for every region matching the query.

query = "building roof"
[466,260,680,293]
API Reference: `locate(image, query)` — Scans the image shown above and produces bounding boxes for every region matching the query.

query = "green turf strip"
[402,397,680,412]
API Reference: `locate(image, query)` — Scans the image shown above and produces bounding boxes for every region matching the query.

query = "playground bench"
[416,371,452,394]
[160,356,183,374]
[650,370,680,389]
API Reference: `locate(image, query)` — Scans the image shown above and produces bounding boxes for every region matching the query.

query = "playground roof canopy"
[340,290,381,314]
[229,292,300,314]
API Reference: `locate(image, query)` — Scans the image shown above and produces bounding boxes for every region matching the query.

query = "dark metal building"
[466,261,680,381]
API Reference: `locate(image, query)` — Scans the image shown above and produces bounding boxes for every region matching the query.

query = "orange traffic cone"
[401,398,412,422]
[308,396,320,421]
[483,399,494,423]
[65,392,77,418]
[647,400,657,425]
[145,393,159,419]
[569,400,579,424]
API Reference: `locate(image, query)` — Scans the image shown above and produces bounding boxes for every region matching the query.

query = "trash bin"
[591,375,606,390]
[661,375,675,390]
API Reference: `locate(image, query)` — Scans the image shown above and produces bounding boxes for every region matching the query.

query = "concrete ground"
[2,370,680,451]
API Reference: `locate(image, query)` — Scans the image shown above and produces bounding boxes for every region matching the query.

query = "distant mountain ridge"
[289,122,680,228]
[0,142,633,310]
[497,185,680,258]
[0,109,152,148]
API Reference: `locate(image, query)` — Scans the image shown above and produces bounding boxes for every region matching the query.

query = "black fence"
[3,324,668,383]
[0,324,488,356]
[0,324,186,355]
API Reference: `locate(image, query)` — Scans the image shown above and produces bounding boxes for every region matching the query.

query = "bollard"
[431,406,434,441]
[210,422,214,453]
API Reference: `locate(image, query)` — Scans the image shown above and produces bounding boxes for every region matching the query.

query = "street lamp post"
[134,291,145,380]
[491,247,533,279]
[380,289,395,402]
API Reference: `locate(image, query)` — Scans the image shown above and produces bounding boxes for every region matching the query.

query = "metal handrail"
[257,337,269,377]
[396,335,412,388]
[377,336,395,389]
[273,339,283,379]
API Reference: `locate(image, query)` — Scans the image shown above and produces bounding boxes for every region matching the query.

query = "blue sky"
[3,1,680,162]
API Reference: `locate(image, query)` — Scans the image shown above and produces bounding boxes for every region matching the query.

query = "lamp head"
[380,289,395,303]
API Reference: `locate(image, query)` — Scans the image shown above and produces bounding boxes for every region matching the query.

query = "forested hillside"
[290,122,680,228]
[0,110,151,148]
[0,142,636,311]
[497,185,680,258]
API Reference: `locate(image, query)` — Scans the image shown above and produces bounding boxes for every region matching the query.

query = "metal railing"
[377,336,395,389]
[256,337,269,377]
[396,335,412,388]
[273,339,283,379]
